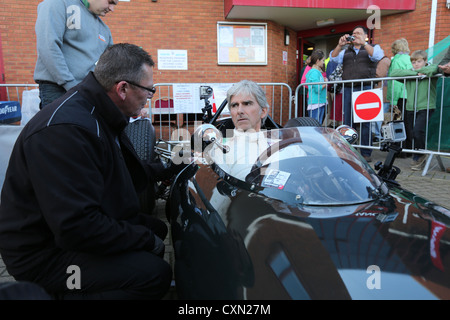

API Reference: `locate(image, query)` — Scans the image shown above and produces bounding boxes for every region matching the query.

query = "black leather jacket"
[0,72,166,277]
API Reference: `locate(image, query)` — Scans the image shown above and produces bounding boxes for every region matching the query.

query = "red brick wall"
[0,0,448,89]
[375,0,450,58]
[104,0,298,87]
[0,0,297,90]
[0,0,39,84]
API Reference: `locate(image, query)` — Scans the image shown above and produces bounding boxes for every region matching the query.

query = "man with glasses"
[121,81,157,95]
[34,0,119,108]
[0,44,181,299]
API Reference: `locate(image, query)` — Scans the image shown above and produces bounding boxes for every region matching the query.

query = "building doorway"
[295,20,369,119]
[296,20,368,81]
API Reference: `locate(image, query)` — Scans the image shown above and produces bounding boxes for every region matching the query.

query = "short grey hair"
[94,43,155,90]
[227,80,270,123]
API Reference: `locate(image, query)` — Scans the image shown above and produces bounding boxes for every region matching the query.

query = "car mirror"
[336,125,358,144]
[191,124,224,153]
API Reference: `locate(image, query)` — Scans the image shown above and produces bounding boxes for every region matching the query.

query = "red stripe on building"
[225,0,415,15]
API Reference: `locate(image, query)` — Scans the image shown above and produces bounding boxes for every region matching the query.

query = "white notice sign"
[173,84,197,114]
[158,50,188,70]
[173,83,234,114]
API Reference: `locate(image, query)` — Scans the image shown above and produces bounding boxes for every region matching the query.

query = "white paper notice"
[158,50,188,70]
[173,84,197,113]
[173,83,234,114]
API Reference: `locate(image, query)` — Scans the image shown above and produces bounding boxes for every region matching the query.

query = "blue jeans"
[343,86,373,157]
[38,82,66,109]
[308,105,325,125]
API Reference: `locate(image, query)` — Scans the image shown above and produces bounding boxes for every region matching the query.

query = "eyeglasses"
[120,80,156,95]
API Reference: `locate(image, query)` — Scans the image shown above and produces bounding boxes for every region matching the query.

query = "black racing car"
[126,92,450,300]
[162,113,450,300]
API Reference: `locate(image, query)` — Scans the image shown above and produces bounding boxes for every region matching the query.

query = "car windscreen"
[238,127,381,206]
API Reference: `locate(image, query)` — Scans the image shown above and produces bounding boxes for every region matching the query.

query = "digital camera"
[199,86,213,100]
[381,121,406,143]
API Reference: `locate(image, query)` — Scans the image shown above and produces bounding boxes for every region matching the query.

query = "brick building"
[0,0,449,96]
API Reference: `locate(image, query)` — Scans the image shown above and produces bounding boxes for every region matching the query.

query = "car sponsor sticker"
[262,169,290,190]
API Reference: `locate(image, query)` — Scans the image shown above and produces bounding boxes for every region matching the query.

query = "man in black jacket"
[0,43,178,299]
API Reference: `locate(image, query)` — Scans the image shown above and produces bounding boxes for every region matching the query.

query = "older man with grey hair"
[227,79,270,132]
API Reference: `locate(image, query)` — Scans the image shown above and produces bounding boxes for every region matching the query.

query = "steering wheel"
[245,137,303,184]
[303,166,347,203]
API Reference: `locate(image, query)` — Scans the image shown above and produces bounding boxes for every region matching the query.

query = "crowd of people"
[300,26,450,171]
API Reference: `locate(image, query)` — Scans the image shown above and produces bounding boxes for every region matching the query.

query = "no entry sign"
[352,88,383,123]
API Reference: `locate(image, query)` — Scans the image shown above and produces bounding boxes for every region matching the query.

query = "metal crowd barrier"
[0,84,39,105]
[294,74,450,175]
[148,82,292,144]
[2,77,449,176]
[0,84,40,126]
[0,82,292,151]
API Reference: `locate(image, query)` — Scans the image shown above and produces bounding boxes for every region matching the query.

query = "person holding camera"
[330,26,385,162]
[0,44,181,299]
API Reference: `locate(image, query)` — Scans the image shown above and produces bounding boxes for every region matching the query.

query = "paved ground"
[1,148,450,298]
[374,149,450,209]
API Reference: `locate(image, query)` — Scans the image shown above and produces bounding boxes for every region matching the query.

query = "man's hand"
[439,62,450,75]
[151,234,165,256]
[338,34,351,46]
[168,147,192,175]
[332,35,352,58]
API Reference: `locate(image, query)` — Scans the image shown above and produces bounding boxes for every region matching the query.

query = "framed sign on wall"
[217,22,267,65]
[157,50,188,70]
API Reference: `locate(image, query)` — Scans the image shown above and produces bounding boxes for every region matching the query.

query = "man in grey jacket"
[34,0,118,108]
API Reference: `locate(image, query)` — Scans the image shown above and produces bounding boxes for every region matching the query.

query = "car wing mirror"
[336,125,358,144]
[191,124,229,153]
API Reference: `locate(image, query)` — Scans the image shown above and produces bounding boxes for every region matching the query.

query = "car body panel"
[167,126,450,300]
